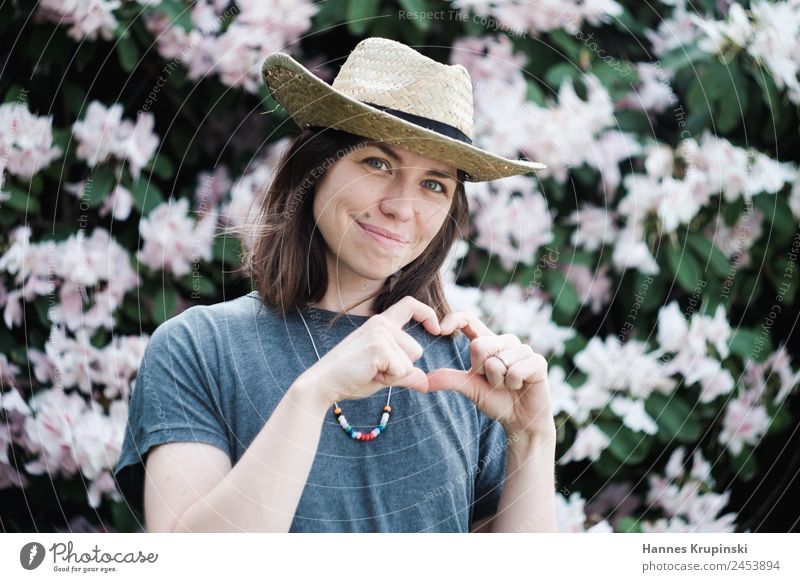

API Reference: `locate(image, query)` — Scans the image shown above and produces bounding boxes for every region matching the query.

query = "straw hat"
[261,37,546,183]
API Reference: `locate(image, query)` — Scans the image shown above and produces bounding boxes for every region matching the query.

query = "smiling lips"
[357,221,409,248]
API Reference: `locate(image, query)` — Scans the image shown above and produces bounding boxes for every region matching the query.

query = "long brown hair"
[234,126,470,326]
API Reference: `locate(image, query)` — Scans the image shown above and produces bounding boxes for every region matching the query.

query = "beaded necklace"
[298,309,392,442]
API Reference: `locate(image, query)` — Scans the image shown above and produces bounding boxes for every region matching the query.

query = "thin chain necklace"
[298,309,392,441]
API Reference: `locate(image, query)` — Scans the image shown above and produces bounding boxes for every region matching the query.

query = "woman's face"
[312,140,459,281]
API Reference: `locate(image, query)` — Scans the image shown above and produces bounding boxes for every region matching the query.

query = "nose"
[377,177,417,222]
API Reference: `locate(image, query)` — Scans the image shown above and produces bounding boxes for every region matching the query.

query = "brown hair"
[233,126,470,326]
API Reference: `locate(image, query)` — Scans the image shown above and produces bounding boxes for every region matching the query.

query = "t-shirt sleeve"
[113,307,231,521]
[454,332,507,523]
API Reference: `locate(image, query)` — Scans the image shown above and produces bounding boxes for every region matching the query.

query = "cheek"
[417,204,451,242]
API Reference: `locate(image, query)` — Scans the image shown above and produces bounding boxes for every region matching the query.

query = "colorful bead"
[333,403,392,442]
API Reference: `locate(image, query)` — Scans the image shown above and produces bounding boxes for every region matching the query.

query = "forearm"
[174,378,329,532]
[489,427,558,533]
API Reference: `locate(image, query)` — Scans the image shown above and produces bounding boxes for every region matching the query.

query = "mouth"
[357,221,409,249]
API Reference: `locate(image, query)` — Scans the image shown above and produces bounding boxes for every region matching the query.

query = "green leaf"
[729,448,757,482]
[752,64,781,111]
[4,84,27,104]
[596,419,653,465]
[545,63,580,89]
[397,0,431,31]
[34,297,52,327]
[616,516,643,533]
[211,235,243,267]
[686,232,730,278]
[313,0,347,29]
[151,0,194,32]
[722,197,745,226]
[130,177,165,216]
[645,393,702,444]
[63,82,86,117]
[147,153,174,180]
[548,29,581,62]
[110,500,143,532]
[729,327,772,363]
[179,273,216,297]
[526,80,546,107]
[116,31,139,73]
[544,269,581,318]
[1,184,40,213]
[151,285,178,325]
[768,407,792,434]
[755,192,795,247]
[346,0,380,35]
[664,242,703,294]
[659,44,711,72]
[85,166,117,208]
[563,332,587,358]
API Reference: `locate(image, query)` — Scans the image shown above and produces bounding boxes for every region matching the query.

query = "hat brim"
[261,52,546,183]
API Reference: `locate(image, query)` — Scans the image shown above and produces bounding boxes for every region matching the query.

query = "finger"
[425,367,490,401]
[492,344,536,391]
[379,323,424,362]
[508,351,549,389]
[389,366,430,393]
[371,333,414,384]
[438,310,494,340]
[381,295,441,336]
[484,355,508,390]
[471,334,521,375]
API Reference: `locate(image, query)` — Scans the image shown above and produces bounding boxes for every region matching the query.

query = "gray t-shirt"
[113,290,507,532]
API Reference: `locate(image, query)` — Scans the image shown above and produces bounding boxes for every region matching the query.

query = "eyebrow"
[364,141,459,184]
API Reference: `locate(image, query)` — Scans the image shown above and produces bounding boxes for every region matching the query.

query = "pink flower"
[560,424,611,464]
[43,328,104,394]
[24,388,88,476]
[562,264,612,315]
[482,284,575,356]
[36,0,121,42]
[97,335,149,400]
[556,490,614,533]
[566,205,618,252]
[72,101,159,178]
[137,197,219,276]
[0,103,62,178]
[719,392,770,456]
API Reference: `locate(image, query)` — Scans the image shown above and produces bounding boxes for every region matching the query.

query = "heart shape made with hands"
[420,311,554,438]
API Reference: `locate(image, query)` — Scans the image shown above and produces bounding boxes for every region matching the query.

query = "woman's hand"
[426,311,555,439]
[296,296,441,406]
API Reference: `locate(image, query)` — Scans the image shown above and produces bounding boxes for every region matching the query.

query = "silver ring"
[490,353,510,370]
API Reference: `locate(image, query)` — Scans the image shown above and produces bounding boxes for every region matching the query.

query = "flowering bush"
[1,0,798,532]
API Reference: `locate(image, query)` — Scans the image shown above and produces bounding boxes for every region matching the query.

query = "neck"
[310,249,386,316]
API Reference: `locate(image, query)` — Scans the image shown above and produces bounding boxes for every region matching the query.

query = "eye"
[364,157,389,171]
[423,179,447,195]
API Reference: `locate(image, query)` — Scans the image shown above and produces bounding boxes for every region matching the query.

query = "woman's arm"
[486,427,558,533]
[145,377,330,533]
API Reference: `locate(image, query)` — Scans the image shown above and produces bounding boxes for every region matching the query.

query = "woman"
[114,37,557,533]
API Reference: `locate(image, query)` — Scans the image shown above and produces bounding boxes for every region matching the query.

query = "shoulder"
[148,291,271,350]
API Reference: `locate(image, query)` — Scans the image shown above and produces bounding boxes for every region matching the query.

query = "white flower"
[560,424,611,464]
[72,101,159,178]
[610,396,658,435]
[718,392,771,456]
[137,197,218,276]
[657,301,689,352]
[555,490,614,533]
[482,285,575,357]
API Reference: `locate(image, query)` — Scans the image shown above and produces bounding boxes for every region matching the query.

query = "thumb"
[426,367,477,398]
[381,366,430,393]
